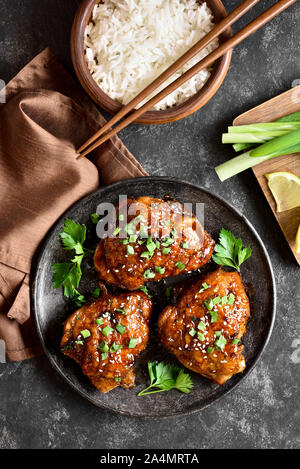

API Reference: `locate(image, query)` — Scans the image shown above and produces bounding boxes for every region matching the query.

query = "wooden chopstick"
[77,0,297,160]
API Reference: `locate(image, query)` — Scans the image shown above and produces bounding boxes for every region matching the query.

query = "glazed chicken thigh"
[94,196,214,290]
[158,269,250,385]
[61,288,153,392]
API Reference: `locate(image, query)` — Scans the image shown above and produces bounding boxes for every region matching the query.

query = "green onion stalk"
[216,129,300,182]
[227,111,300,153]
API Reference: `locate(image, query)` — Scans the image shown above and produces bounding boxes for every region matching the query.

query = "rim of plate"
[31,177,276,419]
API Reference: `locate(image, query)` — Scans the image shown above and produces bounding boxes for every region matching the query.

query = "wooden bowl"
[71,0,232,124]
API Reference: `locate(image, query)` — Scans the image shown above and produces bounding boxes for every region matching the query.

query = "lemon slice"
[265,171,300,212]
[296,224,300,254]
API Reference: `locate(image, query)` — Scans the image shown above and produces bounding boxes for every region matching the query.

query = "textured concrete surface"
[0,0,300,449]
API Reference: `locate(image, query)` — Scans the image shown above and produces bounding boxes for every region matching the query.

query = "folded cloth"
[0,48,147,361]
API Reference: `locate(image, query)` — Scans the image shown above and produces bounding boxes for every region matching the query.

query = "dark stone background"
[0,0,299,449]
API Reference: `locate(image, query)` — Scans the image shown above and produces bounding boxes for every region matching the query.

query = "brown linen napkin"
[0,48,148,361]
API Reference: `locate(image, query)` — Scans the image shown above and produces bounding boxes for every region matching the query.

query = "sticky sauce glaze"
[158,269,250,385]
[61,290,153,393]
[95,196,215,290]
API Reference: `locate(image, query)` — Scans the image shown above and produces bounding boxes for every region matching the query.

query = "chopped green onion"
[95,317,104,325]
[115,308,127,315]
[75,340,84,345]
[207,346,214,354]
[144,269,155,279]
[198,321,206,331]
[126,245,134,255]
[199,282,210,293]
[146,237,157,253]
[221,296,228,305]
[202,299,214,311]
[80,329,91,339]
[213,296,221,305]
[90,213,100,224]
[189,328,196,337]
[97,340,109,353]
[232,338,240,345]
[140,251,153,259]
[139,286,152,297]
[209,311,218,323]
[128,234,137,243]
[128,338,138,349]
[181,242,189,249]
[197,332,205,341]
[175,261,185,271]
[110,342,123,353]
[119,214,125,221]
[114,377,121,382]
[215,334,227,351]
[227,293,235,305]
[113,227,120,236]
[125,223,135,235]
[161,237,175,247]
[132,215,143,224]
[102,326,114,337]
[214,330,222,337]
[155,266,165,274]
[163,247,171,254]
[116,322,126,334]
[101,352,108,360]
[139,225,148,238]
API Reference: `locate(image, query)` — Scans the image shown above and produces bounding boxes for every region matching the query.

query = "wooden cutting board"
[234,85,300,265]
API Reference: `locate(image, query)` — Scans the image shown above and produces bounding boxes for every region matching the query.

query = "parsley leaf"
[212,228,252,271]
[52,262,82,297]
[59,218,86,254]
[137,361,193,396]
[175,369,195,394]
[139,285,152,298]
[52,219,90,306]
[52,262,73,289]
[71,289,86,307]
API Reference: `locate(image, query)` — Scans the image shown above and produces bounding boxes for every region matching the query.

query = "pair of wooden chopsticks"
[77,0,297,160]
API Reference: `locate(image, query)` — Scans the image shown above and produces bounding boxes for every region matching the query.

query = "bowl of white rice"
[71,0,232,124]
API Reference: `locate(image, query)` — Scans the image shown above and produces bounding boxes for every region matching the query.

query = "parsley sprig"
[52,219,92,306]
[137,361,194,396]
[212,228,252,271]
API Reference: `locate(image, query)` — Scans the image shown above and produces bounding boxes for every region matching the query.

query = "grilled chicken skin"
[158,269,250,385]
[61,288,153,393]
[94,196,214,290]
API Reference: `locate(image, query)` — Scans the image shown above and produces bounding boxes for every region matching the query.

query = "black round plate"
[32,177,276,418]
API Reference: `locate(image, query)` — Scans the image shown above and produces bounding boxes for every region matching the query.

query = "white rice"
[84,0,219,111]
